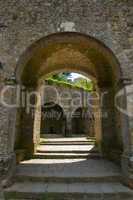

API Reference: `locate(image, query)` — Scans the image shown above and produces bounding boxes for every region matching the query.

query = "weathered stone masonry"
[0,0,133,187]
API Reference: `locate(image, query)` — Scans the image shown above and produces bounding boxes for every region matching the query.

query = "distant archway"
[72,107,94,137]
[41,102,66,137]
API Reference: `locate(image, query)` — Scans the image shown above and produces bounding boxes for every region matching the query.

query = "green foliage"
[51,72,72,82]
[73,77,93,91]
[46,75,93,92]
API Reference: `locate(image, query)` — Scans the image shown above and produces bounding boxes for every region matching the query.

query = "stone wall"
[0,0,133,78]
[43,82,91,115]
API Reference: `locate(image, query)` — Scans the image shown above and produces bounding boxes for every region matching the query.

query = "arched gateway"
[41,102,66,136]
[2,32,132,187]
[15,32,123,151]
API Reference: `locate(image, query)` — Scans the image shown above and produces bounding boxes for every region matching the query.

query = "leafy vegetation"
[52,72,72,82]
[46,72,93,91]
[73,77,93,91]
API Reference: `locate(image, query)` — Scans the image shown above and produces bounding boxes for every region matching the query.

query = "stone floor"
[4,137,133,199]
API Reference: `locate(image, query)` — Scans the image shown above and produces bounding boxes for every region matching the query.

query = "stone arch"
[72,107,94,137]
[15,32,122,87]
[41,102,66,137]
[13,32,129,168]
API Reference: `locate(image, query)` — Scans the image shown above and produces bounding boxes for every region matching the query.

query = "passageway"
[4,32,132,199]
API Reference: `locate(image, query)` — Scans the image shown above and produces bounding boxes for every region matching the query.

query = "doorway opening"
[14,32,124,168]
[41,102,66,138]
[39,71,95,139]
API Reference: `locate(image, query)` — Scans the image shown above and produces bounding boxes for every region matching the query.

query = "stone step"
[15,174,121,183]
[4,181,133,200]
[37,144,96,153]
[37,149,98,153]
[40,141,95,145]
[33,152,102,159]
[41,135,93,138]
[15,171,121,183]
[15,158,121,183]
[40,138,96,144]
[40,137,95,143]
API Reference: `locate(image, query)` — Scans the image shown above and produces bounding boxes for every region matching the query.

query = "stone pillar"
[64,110,72,137]
[17,85,43,158]
[94,99,102,148]
[59,88,72,137]
[33,86,42,152]
[99,86,117,155]
[90,88,102,149]
[0,79,17,185]
[118,79,133,188]
[19,87,35,158]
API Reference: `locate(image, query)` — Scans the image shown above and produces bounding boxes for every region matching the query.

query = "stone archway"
[72,107,94,137]
[12,32,131,184]
[41,102,66,137]
[16,32,121,86]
